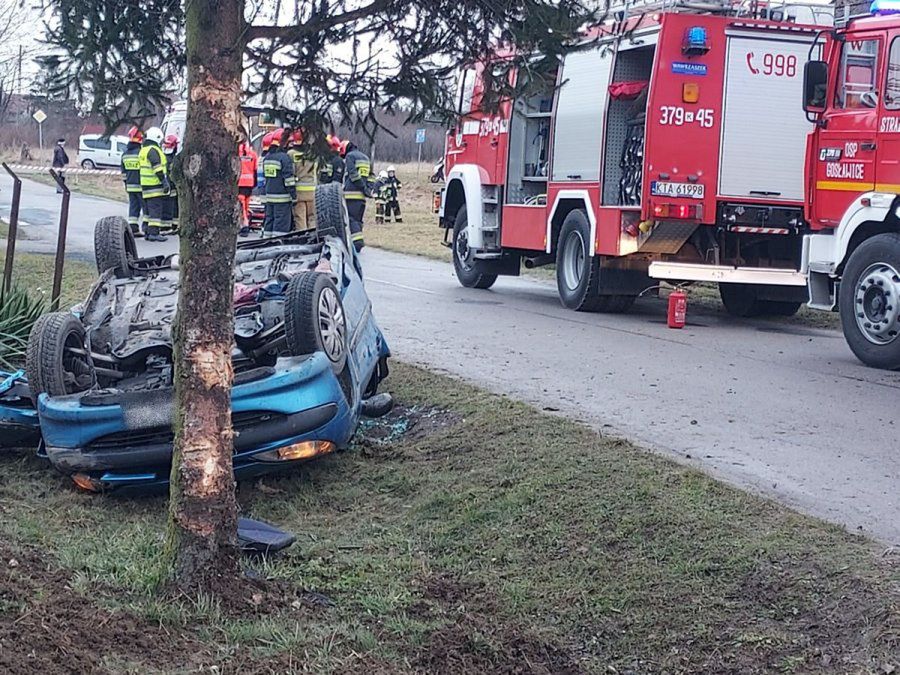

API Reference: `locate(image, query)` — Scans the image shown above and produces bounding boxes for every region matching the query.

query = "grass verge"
[0,357,897,671]
[0,253,891,671]
[0,247,97,310]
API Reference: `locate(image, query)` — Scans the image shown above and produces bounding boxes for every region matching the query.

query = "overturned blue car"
[26,184,390,493]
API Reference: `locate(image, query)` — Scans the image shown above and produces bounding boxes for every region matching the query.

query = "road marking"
[367,277,437,295]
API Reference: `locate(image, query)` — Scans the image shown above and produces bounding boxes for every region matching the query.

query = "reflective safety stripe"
[144,188,166,199]
[351,232,365,241]
[284,176,296,186]
[266,194,292,203]
[345,191,366,200]
[263,160,281,178]
[126,185,142,193]
[122,157,141,171]
[297,185,315,191]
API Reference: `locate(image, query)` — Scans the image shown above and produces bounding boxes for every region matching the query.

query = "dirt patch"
[357,402,461,451]
[0,542,211,672]
[409,573,584,675]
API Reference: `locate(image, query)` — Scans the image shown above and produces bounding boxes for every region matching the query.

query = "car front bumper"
[37,354,358,492]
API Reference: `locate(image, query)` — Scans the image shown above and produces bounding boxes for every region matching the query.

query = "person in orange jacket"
[238,138,258,237]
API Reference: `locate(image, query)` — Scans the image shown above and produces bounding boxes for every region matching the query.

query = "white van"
[161,100,187,146]
[78,134,129,170]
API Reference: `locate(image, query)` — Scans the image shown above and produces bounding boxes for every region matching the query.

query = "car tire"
[284,272,348,373]
[94,216,137,278]
[26,312,94,399]
[314,183,350,246]
[719,283,762,317]
[81,159,96,170]
[838,232,900,370]
[452,206,497,289]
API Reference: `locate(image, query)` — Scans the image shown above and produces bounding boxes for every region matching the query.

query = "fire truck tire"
[452,206,497,290]
[718,283,762,317]
[759,300,802,317]
[838,233,900,370]
[556,210,605,311]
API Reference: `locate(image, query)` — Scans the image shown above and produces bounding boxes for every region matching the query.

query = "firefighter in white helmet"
[383,165,402,224]
[139,126,170,242]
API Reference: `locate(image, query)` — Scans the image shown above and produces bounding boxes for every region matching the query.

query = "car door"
[813,32,882,226]
[876,32,900,192]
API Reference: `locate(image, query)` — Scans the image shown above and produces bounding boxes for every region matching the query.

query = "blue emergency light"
[871,0,900,13]
[682,26,710,55]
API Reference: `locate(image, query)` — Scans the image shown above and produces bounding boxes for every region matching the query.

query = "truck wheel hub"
[455,227,473,272]
[562,230,585,291]
[855,263,900,345]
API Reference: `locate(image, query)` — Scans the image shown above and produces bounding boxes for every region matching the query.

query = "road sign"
[415,128,426,144]
[32,109,47,124]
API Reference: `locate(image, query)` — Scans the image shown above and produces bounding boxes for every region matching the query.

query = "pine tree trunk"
[163,0,245,593]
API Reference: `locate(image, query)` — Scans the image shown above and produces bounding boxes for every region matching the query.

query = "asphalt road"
[3,175,899,543]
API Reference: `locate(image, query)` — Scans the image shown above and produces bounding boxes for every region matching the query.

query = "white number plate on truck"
[650,181,704,199]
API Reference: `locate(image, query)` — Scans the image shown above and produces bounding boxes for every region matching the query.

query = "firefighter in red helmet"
[121,126,145,236]
[262,128,295,234]
[287,128,316,231]
[340,138,372,251]
[238,137,258,237]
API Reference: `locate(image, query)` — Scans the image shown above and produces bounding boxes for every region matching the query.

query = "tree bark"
[163,0,245,594]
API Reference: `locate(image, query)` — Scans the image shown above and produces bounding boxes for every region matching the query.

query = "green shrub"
[0,285,47,369]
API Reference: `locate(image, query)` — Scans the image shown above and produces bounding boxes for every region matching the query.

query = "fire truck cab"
[438,1,832,316]
[802,0,900,369]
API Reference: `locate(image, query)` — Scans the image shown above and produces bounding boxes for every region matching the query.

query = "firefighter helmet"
[327,134,342,151]
[379,170,388,179]
[127,126,143,143]
[387,165,396,174]
[145,127,164,145]
[163,134,178,151]
[289,129,303,145]
[270,128,286,147]
[338,140,350,157]
[261,132,274,152]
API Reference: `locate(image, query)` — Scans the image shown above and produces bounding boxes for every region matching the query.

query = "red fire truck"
[801,0,900,368]
[436,1,832,316]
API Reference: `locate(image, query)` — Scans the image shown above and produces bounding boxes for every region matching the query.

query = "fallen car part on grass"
[27,183,391,493]
[0,370,41,447]
[237,517,296,554]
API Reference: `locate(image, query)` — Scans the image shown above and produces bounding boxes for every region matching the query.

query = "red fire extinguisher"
[668,289,687,329]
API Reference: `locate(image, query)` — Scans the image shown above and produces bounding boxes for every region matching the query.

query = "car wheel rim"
[455,225,473,272]
[562,230,585,291]
[854,262,900,345]
[318,287,346,362]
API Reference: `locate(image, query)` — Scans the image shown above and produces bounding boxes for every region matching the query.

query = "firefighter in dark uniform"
[260,131,274,233]
[319,134,346,185]
[139,126,169,242]
[121,126,144,237]
[340,139,372,251]
[383,165,403,223]
[263,129,296,235]
[162,134,179,234]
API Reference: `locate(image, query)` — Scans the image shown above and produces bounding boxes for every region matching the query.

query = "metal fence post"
[1,163,22,295]
[48,169,70,312]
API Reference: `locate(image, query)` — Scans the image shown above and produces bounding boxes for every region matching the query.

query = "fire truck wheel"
[452,206,497,289]
[838,233,900,370]
[556,210,604,311]
[718,283,762,317]
[759,300,802,317]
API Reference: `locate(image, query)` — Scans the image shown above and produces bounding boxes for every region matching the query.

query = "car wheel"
[838,233,900,370]
[26,312,94,399]
[719,283,762,317]
[314,183,350,246]
[452,206,497,289]
[94,216,137,278]
[81,159,96,170]
[284,271,348,373]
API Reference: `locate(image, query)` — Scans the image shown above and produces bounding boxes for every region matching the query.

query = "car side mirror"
[803,60,828,114]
